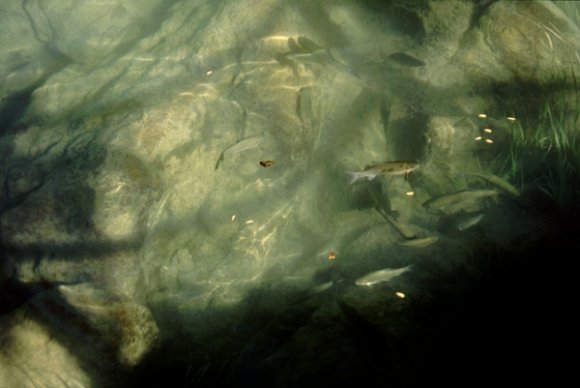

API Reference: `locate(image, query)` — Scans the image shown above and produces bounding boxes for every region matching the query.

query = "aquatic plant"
[492,80,580,210]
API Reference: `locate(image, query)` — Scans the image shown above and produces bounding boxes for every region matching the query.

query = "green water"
[0,1,577,386]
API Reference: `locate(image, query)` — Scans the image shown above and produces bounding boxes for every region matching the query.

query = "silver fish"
[423,189,498,212]
[347,161,419,184]
[451,211,485,231]
[464,172,520,196]
[355,266,411,287]
[396,236,439,247]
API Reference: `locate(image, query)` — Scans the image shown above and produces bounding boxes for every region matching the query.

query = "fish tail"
[346,171,363,184]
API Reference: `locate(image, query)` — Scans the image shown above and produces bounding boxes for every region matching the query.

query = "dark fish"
[388,52,426,67]
[287,37,301,52]
[259,160,274,167]
[296,36,323,52]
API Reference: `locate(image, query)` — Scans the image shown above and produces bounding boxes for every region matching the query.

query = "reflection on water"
[1,1,578,386]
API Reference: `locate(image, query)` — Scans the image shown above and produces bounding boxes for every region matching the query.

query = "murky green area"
[1,1,578,386]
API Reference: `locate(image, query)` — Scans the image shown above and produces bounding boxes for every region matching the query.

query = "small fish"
[376,207,415,239]
[288,279,342,304]
[423,189,498,212]
[296,36,324,53]
[287,36,325,55]
[464,172,520,196]
[396,236,439,247]
[287,37,301,52]
[286,49,335,66]
[384,214,418,240]
[388,52,426,67]
[215,135,265,170]
[307,280,334,295]
[259,160,274,167]
[450,211,485,231]
[347,160,419,184]
[274,52,298,67]
[355,266,411,287]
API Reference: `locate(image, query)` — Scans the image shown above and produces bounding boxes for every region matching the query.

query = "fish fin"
[388,52,426,67]
[214,152,225,170]
[347,171,361,184]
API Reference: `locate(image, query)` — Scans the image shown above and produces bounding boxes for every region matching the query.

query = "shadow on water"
[0,230,147,383]
[0,170,576,387]
[1,77,577,384]
[0,87,36,133]
[125,194,576,387]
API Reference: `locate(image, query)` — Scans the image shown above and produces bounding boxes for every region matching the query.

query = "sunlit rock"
[0,0,65,116]
[22,0,163,64]
[58,283,159,366]
[0,311,91,387]
[456,1,580,83]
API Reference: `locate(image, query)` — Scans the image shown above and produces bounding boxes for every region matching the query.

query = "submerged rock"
[456,1,580,83]
[0,0,576,386]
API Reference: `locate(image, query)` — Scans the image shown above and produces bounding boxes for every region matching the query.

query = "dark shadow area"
[124,190,575,387]
[127,285,322,388]
[1,237,144,261]
[289,2,349,48]
[0,87,36,132]
[26,287,132,386]
[0,50,70,132]
[479,77,580,120]
[0,233,146,386]
[0,131,145,382]
[360,0,427,43]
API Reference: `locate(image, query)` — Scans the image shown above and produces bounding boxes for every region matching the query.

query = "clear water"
[0,1,578,386]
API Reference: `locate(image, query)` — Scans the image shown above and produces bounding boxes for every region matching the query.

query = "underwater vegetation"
[481,77,580,214]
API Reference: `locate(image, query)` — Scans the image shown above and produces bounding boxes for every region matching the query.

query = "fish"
[464,172,520,196]
[307,280,334,295]
[286,49,336,66]
[371,206,417,239]
[259,160,274,167]
[388,52,426,67]
[452,211,485,231]
[287,37,302,52]
[215,135,265,170]
[347,160,419,184]
[288,279,343,304]
[281,37,350,73]
[423,189,498,212]
[384,213,418,240]
[287,36,323,54]
[355,266,411,287]
[396,236,439,247]
[296,36,324,53]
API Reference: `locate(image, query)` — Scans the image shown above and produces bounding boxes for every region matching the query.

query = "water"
[1,1,578,386]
